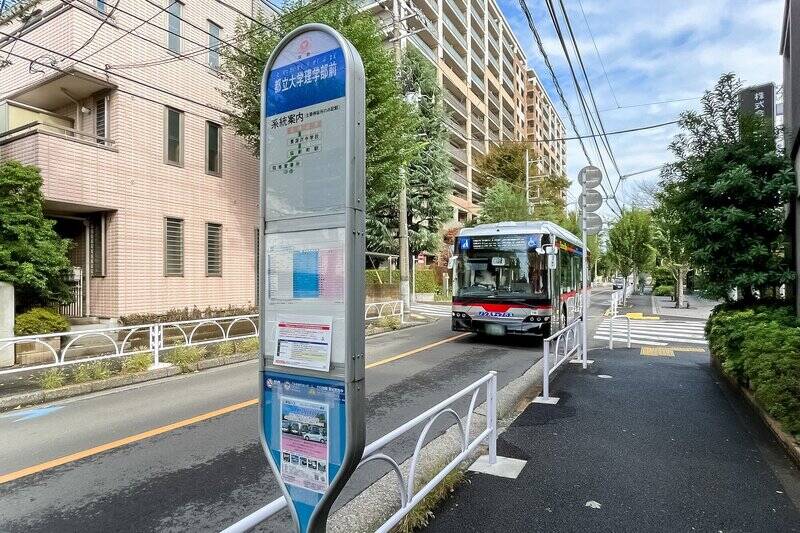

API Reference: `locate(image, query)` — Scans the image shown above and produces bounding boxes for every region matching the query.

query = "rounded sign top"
[578,165,603,188]
[579,189,603,212]
[583,212,603,235]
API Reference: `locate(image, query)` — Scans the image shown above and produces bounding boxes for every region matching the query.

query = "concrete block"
[0,282,14,368]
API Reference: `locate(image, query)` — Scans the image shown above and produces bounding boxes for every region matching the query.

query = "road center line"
[0,333,470,485]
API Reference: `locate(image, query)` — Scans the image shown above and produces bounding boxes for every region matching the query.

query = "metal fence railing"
[365,300,404,323]
[0,314,259,376]
[221,371,498,533]
[534,318,585,405]
[608,290,631,349]
[0,301,407,375]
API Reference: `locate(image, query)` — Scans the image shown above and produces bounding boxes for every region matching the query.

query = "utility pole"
[393,0,411,309]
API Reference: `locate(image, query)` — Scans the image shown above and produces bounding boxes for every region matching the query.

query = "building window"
[164,107,183,166]
[164,217,184,276]
[167,1,182,53]
[89,214,106,277]
[208,21,221,69]
[206,223,222,276]
[206,121,221,175]
[97,0,107,13]
[95,96,107,142]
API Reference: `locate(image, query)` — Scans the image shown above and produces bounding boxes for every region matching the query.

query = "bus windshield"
[455,234,548,299]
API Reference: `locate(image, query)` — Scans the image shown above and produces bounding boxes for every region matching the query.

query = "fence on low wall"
[0,301,406,375]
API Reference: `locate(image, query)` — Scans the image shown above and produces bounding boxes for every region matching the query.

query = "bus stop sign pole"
[258,24,366,533]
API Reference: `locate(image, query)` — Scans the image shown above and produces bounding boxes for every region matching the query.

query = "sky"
[495,0,786,219]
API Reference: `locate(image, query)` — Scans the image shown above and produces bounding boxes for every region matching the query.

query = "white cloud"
[497,0,785,219]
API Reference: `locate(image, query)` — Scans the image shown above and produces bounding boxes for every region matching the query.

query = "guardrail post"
[609,316,614,350]
[400,300,404,324]
[487,371,497,464]
[533,339,559,404]
[581,319,588,369]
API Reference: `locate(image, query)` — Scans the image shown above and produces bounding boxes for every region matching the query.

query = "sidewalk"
[651,292,720,320]
[425,347,800,532]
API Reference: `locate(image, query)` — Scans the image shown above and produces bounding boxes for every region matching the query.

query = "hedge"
[706,301,800,438]
[652,285,674,297]
[366,268,441,293]
[14,307,69,336]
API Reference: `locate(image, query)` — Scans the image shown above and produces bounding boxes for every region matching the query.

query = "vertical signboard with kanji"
[259,24,366,533]
[739,83,775,120]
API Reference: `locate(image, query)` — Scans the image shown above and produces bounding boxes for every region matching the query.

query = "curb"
[0,352,258,412]
[711,356,800,470]
[327,358,546,532]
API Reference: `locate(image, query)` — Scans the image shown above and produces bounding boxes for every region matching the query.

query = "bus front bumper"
[452,316,550,336]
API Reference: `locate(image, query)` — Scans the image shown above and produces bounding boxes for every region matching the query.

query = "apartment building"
[366,0,530,223]
[0,0,263,319]
[525,68,566,179]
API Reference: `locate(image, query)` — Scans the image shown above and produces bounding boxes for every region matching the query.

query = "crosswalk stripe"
[409,304,451,317]
[594,317,708,346]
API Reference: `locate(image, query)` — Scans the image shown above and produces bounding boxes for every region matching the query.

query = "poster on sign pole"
[258,24,366,533]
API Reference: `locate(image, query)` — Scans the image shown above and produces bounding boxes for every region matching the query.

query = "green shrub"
[707,304,800,437]
[652,285,674,297]
[119,305,256,326]
[167,345,205,372]
[14,308,69,336]
[38,368,66,389]
[88,361,113,380]
[121,352,153,374]
[211,341,235,358]
[71,364,94,384]
[374,316,401,330]
[365,269,398,286]
[414,268,441,293]
[234,337,259,353]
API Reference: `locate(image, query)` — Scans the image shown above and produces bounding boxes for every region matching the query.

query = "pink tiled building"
[0,0,267,319]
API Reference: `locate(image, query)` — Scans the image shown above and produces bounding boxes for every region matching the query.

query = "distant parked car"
[612,277,625,290]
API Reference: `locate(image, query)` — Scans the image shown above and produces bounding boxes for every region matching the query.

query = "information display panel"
[259,24,365,533]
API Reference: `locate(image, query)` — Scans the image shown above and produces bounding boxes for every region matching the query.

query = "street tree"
[0,160,72,309]
[652,193,692,308]
[606,208,654,299]
[475,143,569,222]
[368,47,452,255]
[659,73,796,302]
[478,181,529,224]
[219,0,418,251]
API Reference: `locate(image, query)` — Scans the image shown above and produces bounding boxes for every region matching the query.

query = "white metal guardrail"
[221,371,498,533]
[608,290,632,349]
[364,300,404,323]
[534,318,585,405]
[0,314,259,375]
[0,301,406,376]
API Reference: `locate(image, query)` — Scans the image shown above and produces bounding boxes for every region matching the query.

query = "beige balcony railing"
[0,121,115,147]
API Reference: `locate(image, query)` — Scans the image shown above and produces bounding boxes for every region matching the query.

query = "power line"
[458,119,678,143]
[68,0,119,59]
[515,0,593,166]
[541,0,621,214]
[0,32,233,116]
[79,0,178,63]
[576,0,618,108]
[599,96,700,112]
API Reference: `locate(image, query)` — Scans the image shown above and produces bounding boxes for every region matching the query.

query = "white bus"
[451,221,588,337]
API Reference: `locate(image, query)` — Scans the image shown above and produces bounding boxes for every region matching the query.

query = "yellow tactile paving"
[641,347,675,357]
[625,312,660,320]
[673,346,706,353]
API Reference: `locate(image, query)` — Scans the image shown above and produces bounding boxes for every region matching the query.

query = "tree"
[475,142,569,222]
[478,181,529,224]
[652,193,692,308]
[606,208,654,299]
[368,47,452,255]
[0,160,72,309]
[659,73,796,302]
[219,0,418,251]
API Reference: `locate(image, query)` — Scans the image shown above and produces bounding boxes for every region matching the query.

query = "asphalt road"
[0,287,611,533]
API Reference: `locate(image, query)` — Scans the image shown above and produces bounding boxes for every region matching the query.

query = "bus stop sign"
[259,24,366,533]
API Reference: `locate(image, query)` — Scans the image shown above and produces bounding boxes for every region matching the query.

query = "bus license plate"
[485,324,505,336]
